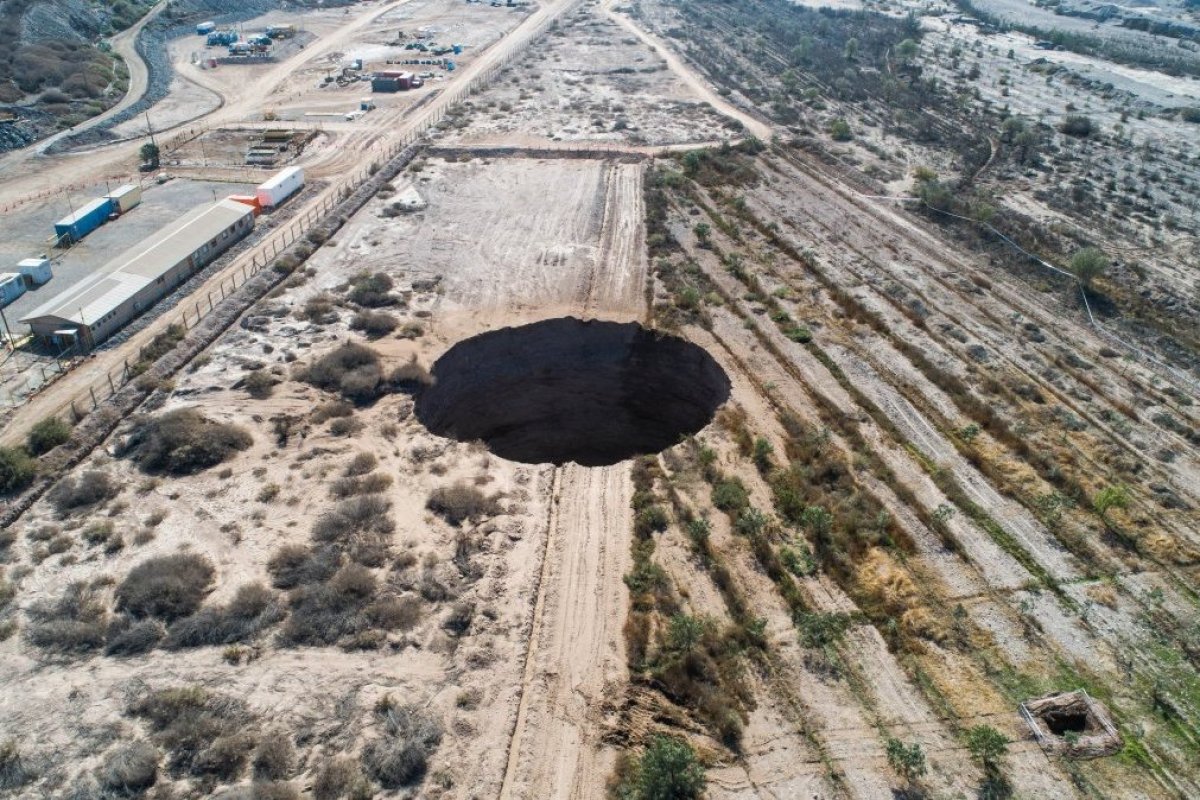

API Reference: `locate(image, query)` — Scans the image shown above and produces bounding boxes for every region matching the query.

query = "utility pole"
[145,110,157,148]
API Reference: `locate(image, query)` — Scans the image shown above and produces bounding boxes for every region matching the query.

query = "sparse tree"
[896,39,919,63]
[885,736,927,787]
[1092,484,1130,521]
[139,141,160,168]
[964,725,1009,770]
[620,736,706,800]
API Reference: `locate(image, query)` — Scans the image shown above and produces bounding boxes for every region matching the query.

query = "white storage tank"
[255,166,305,209]
[105,184,143,215]
[18,257,53,286]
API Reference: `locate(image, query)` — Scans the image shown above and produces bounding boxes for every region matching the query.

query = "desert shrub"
[0,447,35,494]
[250,782,302,800]
[313,756,370,800]
[346,272,396,308]
[297,343,386,405]
[252,733,295,781]
[278,564,377,647]
[163,582,285,649]
[1069,246,1109,288]
[1059,115,1095,137]
[312,494,395,543]
[267,545,341,589]
[105,617,164,656]
[388,357,432,394]
[244,371,277,399]
[711,478,749,514]
[301,292,338,323]
[0,740,33,791]
[312,400,354,423]
[426,483,502,526]
[349,310,398,339]
[330,472,393,499]
[25,581,108,654]
[126,410,252,475]
[828,118,853,141]
[127,686,254,779]
[615,736,705,800]
[329,416,365,437]
[97,741,159,793]
[345,452,377,476]
[116,554,215,621]
[28,416,72,455]
[48,469,118,513]
[634,504,670,537]
[361,703,442,789]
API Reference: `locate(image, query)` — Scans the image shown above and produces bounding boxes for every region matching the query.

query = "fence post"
[90,387,98,408]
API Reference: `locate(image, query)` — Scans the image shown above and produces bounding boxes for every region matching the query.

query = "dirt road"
[500,464,633,800]
[600,0,772,142]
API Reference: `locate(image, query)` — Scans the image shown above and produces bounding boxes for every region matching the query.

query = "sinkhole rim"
[413,317,731,467]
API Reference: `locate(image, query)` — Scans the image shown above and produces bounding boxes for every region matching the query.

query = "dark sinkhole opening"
[415,317,731,466]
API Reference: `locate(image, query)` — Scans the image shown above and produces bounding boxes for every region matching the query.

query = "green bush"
[617,736,706,800]
[1058,115,1095,138]
[711,478,749,514]
[27,416,71,455]
[0,447,36,494]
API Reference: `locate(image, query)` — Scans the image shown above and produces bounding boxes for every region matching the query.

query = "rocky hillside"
[0,0,155,149]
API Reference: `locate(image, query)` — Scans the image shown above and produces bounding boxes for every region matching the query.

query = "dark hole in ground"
[1044,708,1089,736]
[415,317,731,466]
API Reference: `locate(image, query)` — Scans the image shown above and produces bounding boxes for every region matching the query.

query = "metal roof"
[21,198,253,328]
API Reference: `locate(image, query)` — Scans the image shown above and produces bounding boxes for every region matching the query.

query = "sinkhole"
[414,318,731,466]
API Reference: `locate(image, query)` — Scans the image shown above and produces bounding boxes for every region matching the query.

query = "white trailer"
[17,257,53,286]
[255,166,305,209]
[105,183,143,215]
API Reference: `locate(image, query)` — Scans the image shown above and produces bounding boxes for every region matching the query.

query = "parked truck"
[197,21,216,35]
[207,30,239,47]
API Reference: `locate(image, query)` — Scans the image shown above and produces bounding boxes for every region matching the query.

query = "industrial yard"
[1,0,1199,798]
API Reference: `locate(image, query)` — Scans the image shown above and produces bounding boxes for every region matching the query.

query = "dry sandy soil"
[2,0,1199,798]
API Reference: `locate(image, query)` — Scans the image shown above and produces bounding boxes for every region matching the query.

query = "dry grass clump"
[361,701,442,789]
[24,581,108,654]
[301,292,339,324]
[345,452,377,476]
[48,469,119,514]
[311,400,355,424]
[345,271,398,308]
[297,343,387,405]
[125,409,252,475]
[244,370,278,399]
[267,545,342,589]
[350,310,399,339]
[0,739,34,791]
[252,732,296,781]
[27,415,72,456]
[1142,532,1200,565]
[388,356,432,394]
[330,472,393,499]
[127,686,256,782]
[105,618,165,656]
[163,582,286,649]
[426,483,502,527]
[312,756,371,800]
[312,494,396,565]
[116,553,215,622]
[278,564,419,648]
[1085,583,1119,609]
[96,741,159,793]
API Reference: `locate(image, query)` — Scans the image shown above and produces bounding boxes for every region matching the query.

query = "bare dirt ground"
[2,0,1199,797]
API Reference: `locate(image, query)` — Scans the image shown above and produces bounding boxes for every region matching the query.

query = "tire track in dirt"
[498,463,633,800]
[583,162,649,317]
